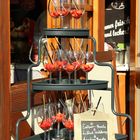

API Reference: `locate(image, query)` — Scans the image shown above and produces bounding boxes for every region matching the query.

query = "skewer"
[85,44,89,64]
[74,37,84,54]
[93,96,102,115]
[72,0,79,10]
[79,92,86,112]
[55,37,71,63]
[43,94,46,119]
[44,43,53,64]
[50,42,56,51]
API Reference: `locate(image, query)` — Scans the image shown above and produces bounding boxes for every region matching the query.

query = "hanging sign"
[104,1,130,44]
[81,121,108,139]
[74,109,115,140]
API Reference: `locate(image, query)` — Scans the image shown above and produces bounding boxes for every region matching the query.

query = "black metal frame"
[16,29,132,140]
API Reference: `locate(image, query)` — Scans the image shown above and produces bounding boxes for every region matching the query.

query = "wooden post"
[93,0,105,51]
[0,0,11,139]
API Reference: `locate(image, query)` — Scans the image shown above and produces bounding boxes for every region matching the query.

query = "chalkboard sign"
[104,0,130,45]
[74,109,115,140]
[81,121,108,140]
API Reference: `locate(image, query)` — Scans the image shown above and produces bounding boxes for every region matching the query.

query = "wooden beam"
[130,0,136,139]
[117,72,127,134]
[11,81,51,112]
[0,0,11,139]
[96,50,115,62]
[93,0,105,51]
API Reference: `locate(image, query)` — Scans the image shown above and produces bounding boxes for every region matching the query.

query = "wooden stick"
[55,37,61,46]
[72,0,79,10]
[51,0,58,11]
[55,37,71,63]
[86,44,89,53]
[96,96,102,110]
[72,97,75,109]
[93,96,102,115]
[50,42,56,51]
[84,44,89,64]
[43,94,46,109]
[79,93,86,112]
[43,94,46,119]
[69,41,74,51]
[64,91,67,101]
[69,41,76,61]
[74,37,84,54]
[44,43,53,64]
[59,99,67,109]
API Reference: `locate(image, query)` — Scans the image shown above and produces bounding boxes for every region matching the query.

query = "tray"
[32,79,108,91]
[24,131,128,140]
[115,134,128,140]
[24,129,73,140]
[43,28,89,38]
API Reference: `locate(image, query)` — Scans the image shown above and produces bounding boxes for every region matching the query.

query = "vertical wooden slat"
[130,0,136,69]
[135,0,139,139]
[117,72,127,134]
[130,0,136,139]
[0,0,11,139]
[93,0,105,51]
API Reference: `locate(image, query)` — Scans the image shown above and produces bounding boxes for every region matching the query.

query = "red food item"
[44,63,57,72]
[70,9,83,19]
[61,9,69,16]
[64,119,74,131]
[70,9,75,14]
[64,64,75,73]
[81,64,94,72]
[56,113,64,122]
[57,9,69,17]
[39,118,53,130]
[76,10,82,16]
[50,11,60,18]
[52,115,56,121]
[72,61,81,70]
[55,61,67,71]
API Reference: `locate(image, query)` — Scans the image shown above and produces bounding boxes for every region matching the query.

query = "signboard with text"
[74,109,115,140]
[81,121,108,140]
[104,1,130,45]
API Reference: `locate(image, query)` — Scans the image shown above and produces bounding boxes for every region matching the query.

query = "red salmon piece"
[50,11,60,18]
[76,10,82,16]
[55,61,64,71]
[64,119,74,130]
[64,64,75,73]
[56,113,64,122]
[81,64,94,72]
[39,118,53,130]
[70,9,83,19]
[72,61,81,70]
[44,63,57,72]
[61,9,69,16]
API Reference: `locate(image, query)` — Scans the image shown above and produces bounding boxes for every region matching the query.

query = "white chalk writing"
[105,16,130,37]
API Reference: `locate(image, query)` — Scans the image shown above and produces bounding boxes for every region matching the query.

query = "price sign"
[74,109,115,140]
[81,121,108,140]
